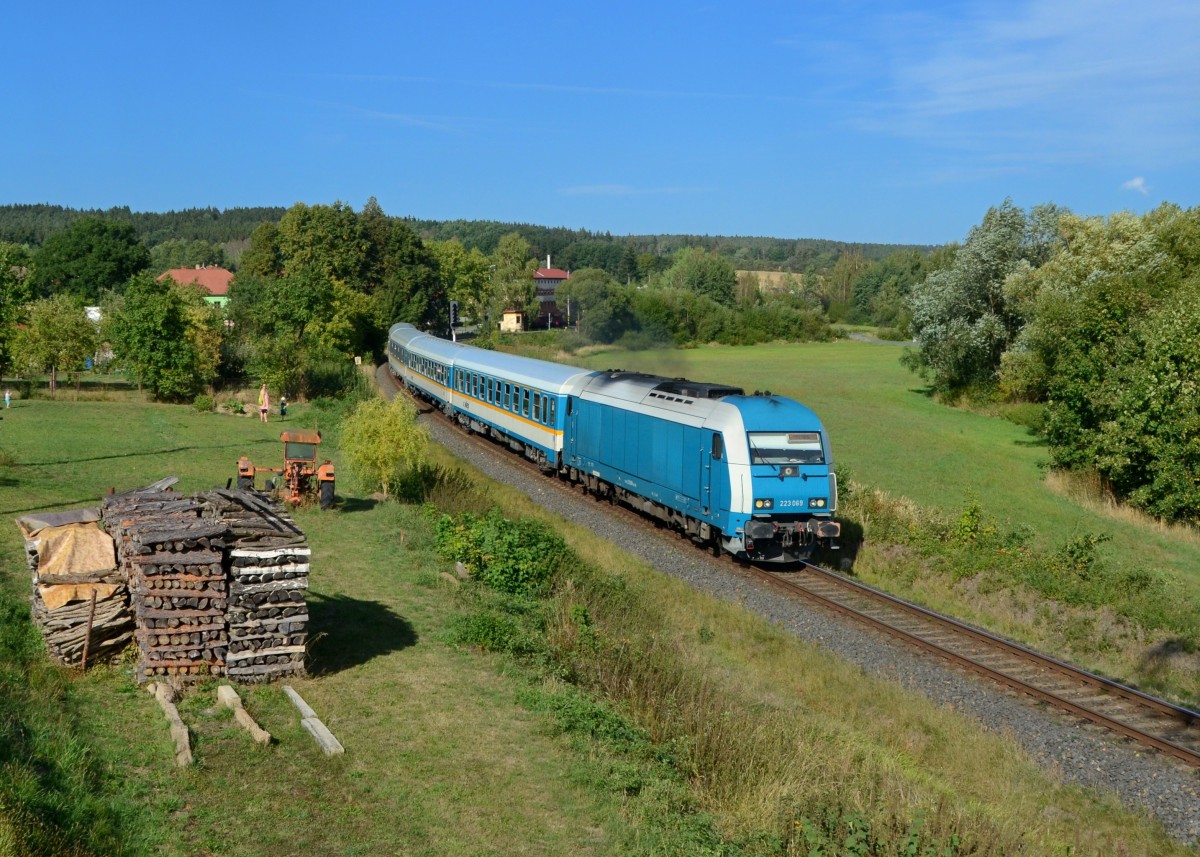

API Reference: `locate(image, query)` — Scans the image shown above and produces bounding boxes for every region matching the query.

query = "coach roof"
[451,345,595,392]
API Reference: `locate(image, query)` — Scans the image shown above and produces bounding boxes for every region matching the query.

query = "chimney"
[546,254,551,269]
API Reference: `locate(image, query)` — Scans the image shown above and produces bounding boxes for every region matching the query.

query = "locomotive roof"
[727,394,824,432]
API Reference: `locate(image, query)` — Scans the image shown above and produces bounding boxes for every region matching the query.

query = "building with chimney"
[533,256,570,328]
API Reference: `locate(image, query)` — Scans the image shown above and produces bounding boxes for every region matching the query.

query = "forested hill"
[0,204,288,247]
[405,218,930,274]
[0,204,930,274]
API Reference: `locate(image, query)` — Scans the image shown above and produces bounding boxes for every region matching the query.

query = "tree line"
[0,199,839,405]
[898,199,1200,525]
[0,204,928,282]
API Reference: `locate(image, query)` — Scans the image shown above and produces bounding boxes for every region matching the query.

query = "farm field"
[570,339,1200,587]
[1,391,1192,855]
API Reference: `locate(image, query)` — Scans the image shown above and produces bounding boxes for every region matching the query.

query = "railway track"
[384,367,1200,768]
[744,564,1200,767]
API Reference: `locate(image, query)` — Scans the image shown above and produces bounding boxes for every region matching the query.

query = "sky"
[3,1,1198,245]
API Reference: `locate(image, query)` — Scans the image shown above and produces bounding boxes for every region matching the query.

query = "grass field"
[0,385,1194,855]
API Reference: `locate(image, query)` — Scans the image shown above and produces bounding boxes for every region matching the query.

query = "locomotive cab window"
[711,434,724,460]
[747,431,825,465]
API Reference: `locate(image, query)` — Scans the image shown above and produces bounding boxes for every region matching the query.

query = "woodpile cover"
[16,508,133,666]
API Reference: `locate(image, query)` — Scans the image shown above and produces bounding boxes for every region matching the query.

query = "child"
[3,389,9,409]
[280,396,288,421]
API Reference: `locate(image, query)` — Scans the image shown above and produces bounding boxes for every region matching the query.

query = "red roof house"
[158,265,234,307]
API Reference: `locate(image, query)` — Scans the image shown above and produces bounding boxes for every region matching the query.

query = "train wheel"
[319,480,335,510]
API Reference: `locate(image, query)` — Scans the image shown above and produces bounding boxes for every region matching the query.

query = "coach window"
[523,388,531,417]
[503,383,511,409]
[712,434,724,461]
[549,398,557,424]
[532,392,541,423]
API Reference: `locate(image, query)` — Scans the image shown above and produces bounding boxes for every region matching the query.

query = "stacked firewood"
[102,481,230,683]
[16,509,133,666]
[200,489,310,682]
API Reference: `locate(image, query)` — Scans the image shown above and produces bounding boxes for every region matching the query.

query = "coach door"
[566,397,578,466]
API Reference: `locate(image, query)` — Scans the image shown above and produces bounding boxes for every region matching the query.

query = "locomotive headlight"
[808,497,827,508]
[754,498,774,510]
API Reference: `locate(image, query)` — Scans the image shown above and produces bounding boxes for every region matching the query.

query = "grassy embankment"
[556,337,1200,704]
[0,381,1192,854]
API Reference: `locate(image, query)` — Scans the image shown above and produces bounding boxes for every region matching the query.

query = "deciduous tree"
[105,272,221,401]
[28,217,149,301]
[13,294,96,392]
[339,396,429,498]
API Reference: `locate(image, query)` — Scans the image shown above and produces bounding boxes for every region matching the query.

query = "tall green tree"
[998,204,1200,521]
[904,200,1036,395]
[149,238,226,273]
[106,272,222,401]
[659,248,737,306]
[13,294,97,392]
[0,242,32,375]
[239,222,283,277]
[428,239,491,324]
[487,232,537,327]
[28,217,150,301]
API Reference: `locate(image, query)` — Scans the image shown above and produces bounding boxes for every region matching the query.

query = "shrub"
[229,399,245,415]
[435,510,571,597]
[192,393,213,413]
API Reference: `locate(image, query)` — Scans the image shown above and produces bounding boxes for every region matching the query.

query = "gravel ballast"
[382,368,1200,845]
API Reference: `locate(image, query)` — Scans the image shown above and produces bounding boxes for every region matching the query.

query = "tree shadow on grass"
[23,438,278,467]
[337,495,380,514]
[305,591,418,676]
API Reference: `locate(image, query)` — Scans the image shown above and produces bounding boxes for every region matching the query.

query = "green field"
[0,385,1194,855]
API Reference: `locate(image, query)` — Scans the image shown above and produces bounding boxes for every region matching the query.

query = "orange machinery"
[237,430,335,509]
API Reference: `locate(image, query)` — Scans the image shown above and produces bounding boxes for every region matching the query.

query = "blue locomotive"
[388,323,840,563]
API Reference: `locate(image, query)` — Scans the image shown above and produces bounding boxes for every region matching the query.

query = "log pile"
[18,480,312,685]
[102,482,230,683]
[200,489,309,683]
[16,508,133,666]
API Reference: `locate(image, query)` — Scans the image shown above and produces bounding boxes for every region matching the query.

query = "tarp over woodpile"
[16,508,133,665]
[21,521,118,580]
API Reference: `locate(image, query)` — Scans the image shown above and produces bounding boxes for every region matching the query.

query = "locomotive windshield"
[747,431,825,465]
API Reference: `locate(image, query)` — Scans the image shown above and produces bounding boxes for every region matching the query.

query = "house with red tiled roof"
[157,265,234,309]
[533,256,570,328]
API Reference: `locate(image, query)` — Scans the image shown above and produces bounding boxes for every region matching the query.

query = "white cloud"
[1122,176,1150,195]
[798,0,1200,167]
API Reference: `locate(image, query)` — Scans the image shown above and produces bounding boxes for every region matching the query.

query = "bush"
[435,510,571,597]
[229,399,245,415]
[192,393,213,413]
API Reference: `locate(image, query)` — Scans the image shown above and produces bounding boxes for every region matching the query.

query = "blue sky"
[4,1,1197,245]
